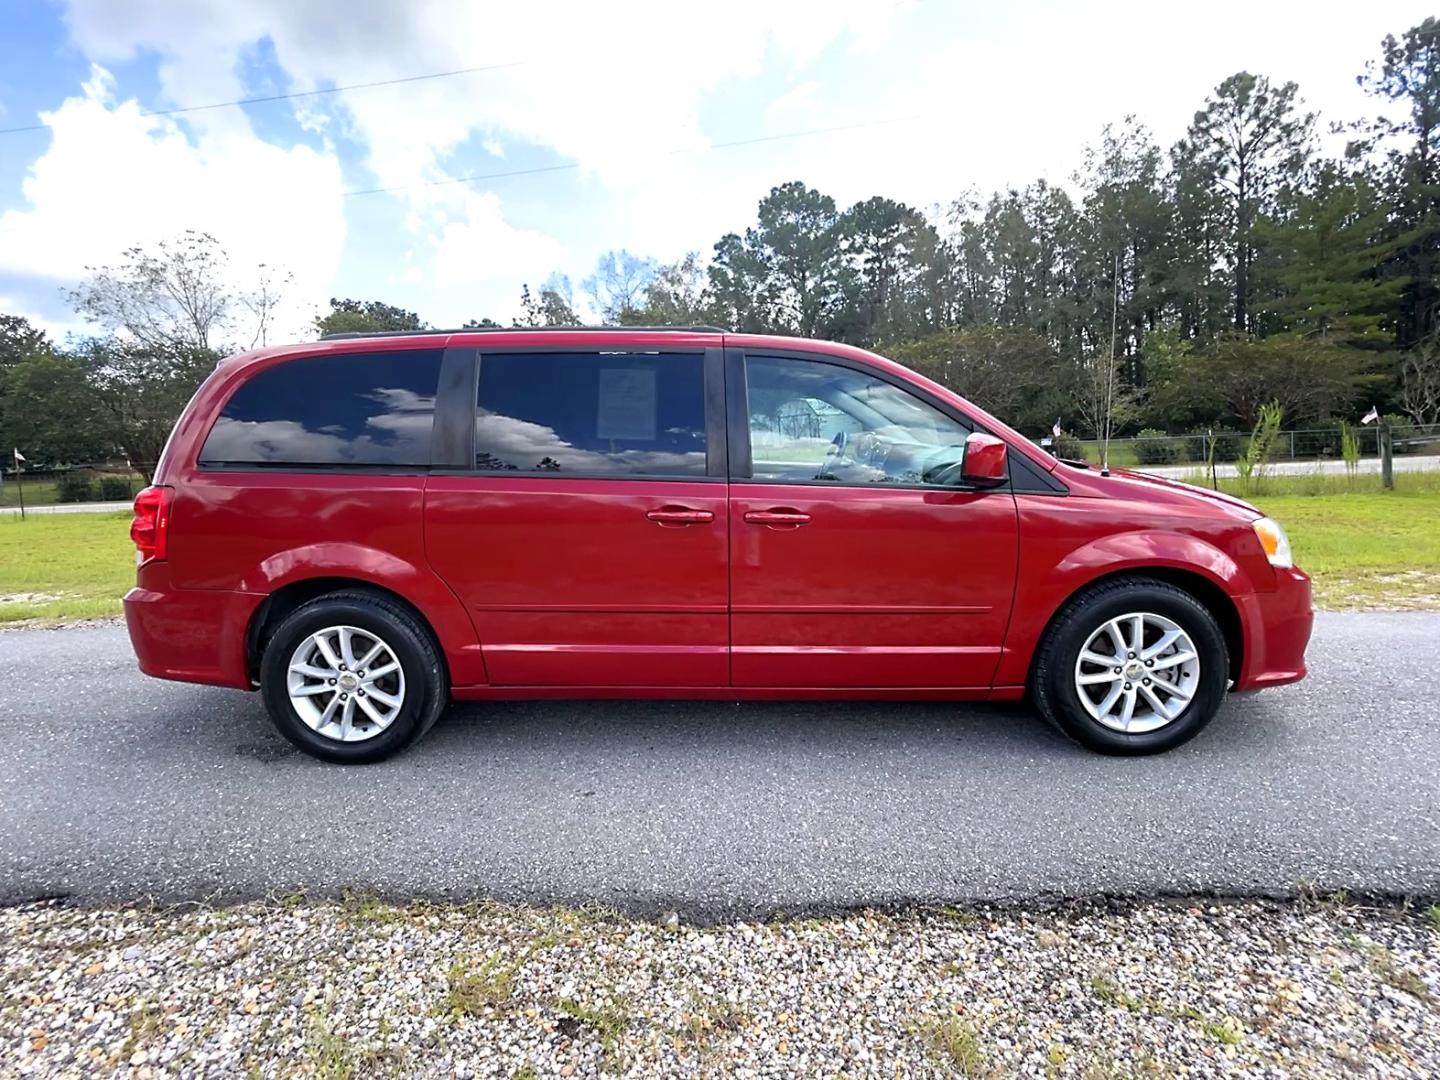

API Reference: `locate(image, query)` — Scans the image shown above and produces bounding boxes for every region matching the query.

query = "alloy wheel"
[285,625,406,743]
[1073,611,1200,734]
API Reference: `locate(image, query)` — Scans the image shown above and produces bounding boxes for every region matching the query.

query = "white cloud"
[0,66,346,344]
[48,0,909,323]
[58,0,903,205]
[430,191,566,288]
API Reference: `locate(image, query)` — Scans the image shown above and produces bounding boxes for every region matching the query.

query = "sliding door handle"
[646,506,715,527]
[743,508,812,528]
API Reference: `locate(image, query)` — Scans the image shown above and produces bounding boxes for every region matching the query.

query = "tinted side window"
[475,352,707,476]
[745,355,972,486]
[200,350,442,467]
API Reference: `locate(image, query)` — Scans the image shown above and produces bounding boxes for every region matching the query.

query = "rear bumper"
[1233,567,1313,691]
[123,562,261,690]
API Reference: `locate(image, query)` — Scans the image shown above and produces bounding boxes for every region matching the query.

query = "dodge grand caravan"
[123,327,1313,763]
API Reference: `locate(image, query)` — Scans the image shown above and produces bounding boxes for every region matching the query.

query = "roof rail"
[319,325,727,341]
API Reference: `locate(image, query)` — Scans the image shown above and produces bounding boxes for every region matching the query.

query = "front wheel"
[1031,577,1229,755]
[259,590,448,763]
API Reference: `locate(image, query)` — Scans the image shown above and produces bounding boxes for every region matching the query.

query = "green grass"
[1221,473,1440,610]
[0,512,134,622]
[0,477,67,507]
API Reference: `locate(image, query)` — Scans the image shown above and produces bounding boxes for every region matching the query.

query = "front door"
[425,346,729,686]
[728,350,1019,689]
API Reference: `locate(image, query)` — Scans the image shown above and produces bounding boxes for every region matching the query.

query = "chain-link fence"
[0,465,148,509]
[1065,424,1440,470]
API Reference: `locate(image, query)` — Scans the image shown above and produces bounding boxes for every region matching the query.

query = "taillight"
[131,486,173,564]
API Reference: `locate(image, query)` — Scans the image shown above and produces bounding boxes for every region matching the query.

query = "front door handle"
[646,505,715,527]
[743,508,812,529]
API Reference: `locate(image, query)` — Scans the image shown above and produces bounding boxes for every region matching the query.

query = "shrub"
[1049,430,1089,462]
[1133,428,1183,465]
[56,472,95,502]
[98,476,133,500]
[1207,429,1245,461]
[1382,413,1416,454]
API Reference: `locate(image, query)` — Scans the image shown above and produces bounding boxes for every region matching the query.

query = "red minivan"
[123,328,1312,763]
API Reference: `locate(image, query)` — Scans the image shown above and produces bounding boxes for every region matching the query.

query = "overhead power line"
[0,59,528,135]
[342,114,925,198]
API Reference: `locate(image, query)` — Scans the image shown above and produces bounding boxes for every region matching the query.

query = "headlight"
[1252,516,1293,569]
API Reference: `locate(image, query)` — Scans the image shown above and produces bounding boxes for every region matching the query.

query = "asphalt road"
[1,613,1436,919]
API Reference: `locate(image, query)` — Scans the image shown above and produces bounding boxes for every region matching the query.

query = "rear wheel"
[259,590,447,763]
[1031,577,1229,755]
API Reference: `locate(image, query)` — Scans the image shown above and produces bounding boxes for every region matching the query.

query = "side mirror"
[961,431,1008,486]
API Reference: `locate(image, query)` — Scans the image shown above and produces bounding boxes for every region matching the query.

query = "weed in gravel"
[935,905,983,926]
[304,1008,402,1079]
[305,1020,358,1080]
[121,1003,163,1059]
[678,996,750,1042]
[446,951,515,1013]
[1202,1016,1246,1046]
[916,1013,987,1077]
[1428,904,1440,932]
[555,995,631,1070]
[1357,941,1431,1001]
[1089,973,1140,1010]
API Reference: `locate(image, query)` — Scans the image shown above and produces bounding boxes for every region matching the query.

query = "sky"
[0,0,1426,344]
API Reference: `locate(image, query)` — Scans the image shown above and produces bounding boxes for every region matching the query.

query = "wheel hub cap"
[1073,611,1201,734]
[285,625,406,743]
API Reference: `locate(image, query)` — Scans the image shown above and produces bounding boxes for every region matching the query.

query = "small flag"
[1052,418,1062,438]
[1361,406,1379,425]
[11,449,23,463]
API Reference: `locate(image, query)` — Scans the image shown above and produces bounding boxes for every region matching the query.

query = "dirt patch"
[0,592,65,606]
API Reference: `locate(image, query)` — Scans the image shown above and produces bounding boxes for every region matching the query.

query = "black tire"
[259,590,448,764]
[1031,576,1229,755]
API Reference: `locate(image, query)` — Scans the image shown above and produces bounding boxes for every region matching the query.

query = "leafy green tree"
[516,276,580,327]
[707,231,772,332]
[888,325,1069,433]
[1357,16,1440,346]
[1073,120,1172,386]
[81,340,217,481]
[1256,160,1400,346]
[1180,73,1315,332]
[1162,333,1378,426]
[584,252,656,324]
[0,353,108,466]
[626,253,713,326]
[0,315,51,368]
[315,298,424,336]
[831,196,944,345]
[709,182,849,337]
[70,231,240,351]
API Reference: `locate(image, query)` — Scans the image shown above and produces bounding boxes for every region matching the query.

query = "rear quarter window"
[200,349,443,468]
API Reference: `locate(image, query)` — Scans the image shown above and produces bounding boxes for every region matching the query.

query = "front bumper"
[123,562,262,690]
[1233,566,1313,691]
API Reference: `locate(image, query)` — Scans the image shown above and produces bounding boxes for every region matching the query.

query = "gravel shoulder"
[4,897,1437,1079]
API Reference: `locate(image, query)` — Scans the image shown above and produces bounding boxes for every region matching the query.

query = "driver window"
[745,355,972,486]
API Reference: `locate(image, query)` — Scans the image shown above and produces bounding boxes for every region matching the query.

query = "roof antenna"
[1100,252,1119,477]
